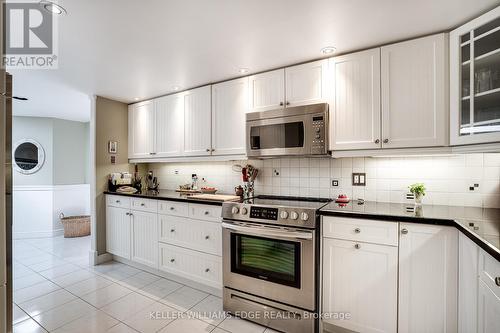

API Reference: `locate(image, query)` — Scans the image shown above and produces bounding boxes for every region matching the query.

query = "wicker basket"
[60,213,91,238]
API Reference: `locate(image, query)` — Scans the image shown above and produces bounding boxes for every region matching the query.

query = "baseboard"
[89,251,113,266]
[13,228,64,239]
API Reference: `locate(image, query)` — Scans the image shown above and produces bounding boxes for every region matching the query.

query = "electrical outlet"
[273,168,280,177]
[174,170,179,175]
[331,179,339,187]
[352,173,366,186]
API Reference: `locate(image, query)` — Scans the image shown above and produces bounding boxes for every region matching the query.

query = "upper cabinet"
[211,77,248,156]
[129,100,155,159]
[183,86,212,156]
[155,94,184,157]
[330,48,381,150]
[450,6,500,145]
[248,69,285,112]
[248,60,329,112]
[381,33,448,149]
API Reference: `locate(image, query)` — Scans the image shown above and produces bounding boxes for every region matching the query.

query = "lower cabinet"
[158,242,222,288]
[398,223,458,333]
[106,206,131,259]
[478,279,500,333]
[131,210,158,268]
[323,238,398,333]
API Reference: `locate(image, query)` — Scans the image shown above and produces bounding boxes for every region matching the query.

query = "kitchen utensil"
[235,185,244,196]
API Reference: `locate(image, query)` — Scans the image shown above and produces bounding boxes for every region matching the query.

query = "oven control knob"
[301,212,309,221]
[231,206,239,214]
[280,211,289,219]
[290,211,299,220]
[241,207,248,215]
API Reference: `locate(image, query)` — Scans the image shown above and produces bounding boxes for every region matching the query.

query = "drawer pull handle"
[125,212,130,216]
[354,244,361,249]
[170,258,175,263]
[170,229,175,233]
[401,228,408,235]
[116,200,120,203]
[140,203,145,206]
[354,228,361,233]
[204,211,210,215]
[205,268,210,273]
[496,277,500,287]
[170,207,175,210]
[205,235,210,240]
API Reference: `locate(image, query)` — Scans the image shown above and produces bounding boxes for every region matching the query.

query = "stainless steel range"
[221,195,331,333]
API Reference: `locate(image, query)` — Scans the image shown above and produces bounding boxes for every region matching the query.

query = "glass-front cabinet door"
[450,7,500,145]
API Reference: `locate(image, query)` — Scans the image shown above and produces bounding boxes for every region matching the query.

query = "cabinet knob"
[116,200,120,203]
[495,277,500,287]
[374,139,380,144]
[206,148,210,152]
[204,211,210,215]
[140,203,145,206]
[170,258,175,263]
[279,102,284,106]
[125,212,130,216]
[354,244,361,249]
[169,207,175,210]
[286,101,290,106]
[129,213,133,217]
[205,235,210,240]
[354,228,361,233]
[205,268,210,273]
[211,149,215,152]
[149,152,156,155]
[170,229,175,233]
[383,139,389,144]
[401,228,408,234]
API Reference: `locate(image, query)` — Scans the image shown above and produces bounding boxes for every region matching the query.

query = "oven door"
[246,114,312,157]
[222,221,316,310]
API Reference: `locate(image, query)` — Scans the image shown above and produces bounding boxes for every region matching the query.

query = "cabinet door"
[330,49,381,150]
[381,33,447,148]
[130,210,157,268]
[183,86,212,156]
[211,78,248,155]
[285,60,328,107]
[398,223,458,333]
[128,100,155,159]
[458,233,478,333]
[155,93,184,157]
[248,69,285,112]
[323,238,398,333]
[106,206,130,259]
[477,279,500,333]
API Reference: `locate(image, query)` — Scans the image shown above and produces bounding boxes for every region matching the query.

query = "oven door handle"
[222,222,313,240]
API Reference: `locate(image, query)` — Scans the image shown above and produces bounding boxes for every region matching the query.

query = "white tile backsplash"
[146,153,500,208]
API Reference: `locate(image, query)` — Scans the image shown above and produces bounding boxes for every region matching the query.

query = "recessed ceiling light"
[40,1,67,15]
[238,68,249,74]
[321,46,336,55]
[172,86,180,91]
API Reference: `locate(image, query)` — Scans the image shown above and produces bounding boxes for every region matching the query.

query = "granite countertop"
[104,189,242,206]
[319,201,500,261]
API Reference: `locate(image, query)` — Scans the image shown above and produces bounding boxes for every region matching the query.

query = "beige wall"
[95,96,132,254]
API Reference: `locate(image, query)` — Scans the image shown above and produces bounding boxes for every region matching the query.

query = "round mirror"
[13,139,45,174]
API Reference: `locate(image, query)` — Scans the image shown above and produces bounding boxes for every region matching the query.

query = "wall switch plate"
[110,156,116,164]
[273,168,280,177]
[332,179,339,187]
[352,173,366,186]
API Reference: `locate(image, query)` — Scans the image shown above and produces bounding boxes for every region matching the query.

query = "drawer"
[130,198,158,213]
[479,249,500,298]
[322,216,398,246]
[159,215,222,256]
[106,195,131,209]
[158,243,222,287]
[189,203,222,222]
[158,201,189,217]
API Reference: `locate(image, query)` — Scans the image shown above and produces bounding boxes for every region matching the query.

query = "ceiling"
[10,0,499,122]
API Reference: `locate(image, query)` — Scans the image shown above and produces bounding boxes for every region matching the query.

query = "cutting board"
[189,194,241,202]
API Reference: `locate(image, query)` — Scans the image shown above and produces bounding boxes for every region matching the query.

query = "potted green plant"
[408,183,426,205]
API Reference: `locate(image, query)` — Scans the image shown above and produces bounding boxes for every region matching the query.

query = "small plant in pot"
[409,183,426,205]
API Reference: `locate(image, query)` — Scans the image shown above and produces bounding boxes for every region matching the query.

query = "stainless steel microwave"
[246,103,329,157]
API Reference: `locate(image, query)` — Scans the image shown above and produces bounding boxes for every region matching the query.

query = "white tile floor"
[12,236,276,333]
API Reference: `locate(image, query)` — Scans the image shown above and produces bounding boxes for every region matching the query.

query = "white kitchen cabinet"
[130,210,158,268]
[458,232,479,333]
[155,93,184,157]
[128,100,155,159]
[183,86,212,156]
[285,59,328,107]
[398,223,458,333]
[381,33,448,149]
[330,48,381,150]
[323,238,398,333]
[478,278,500,333]
[450,6,500,145]
[248,69,285,112]
[211,77,248,155]
[106,206,131,259]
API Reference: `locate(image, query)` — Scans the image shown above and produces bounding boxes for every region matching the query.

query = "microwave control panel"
[311,114,326,154]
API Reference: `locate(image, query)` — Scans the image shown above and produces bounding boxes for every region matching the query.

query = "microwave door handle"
[222,222,313,240]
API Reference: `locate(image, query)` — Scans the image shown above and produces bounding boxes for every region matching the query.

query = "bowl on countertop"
[200,187,218,194]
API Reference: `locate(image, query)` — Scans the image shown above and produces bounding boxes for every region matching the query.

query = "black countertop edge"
[318,209,500,262]
[103,190,231,206]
